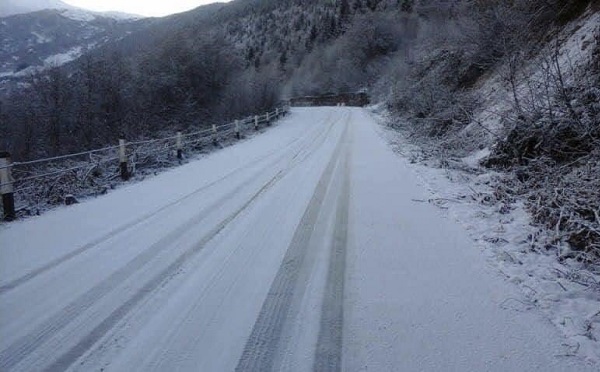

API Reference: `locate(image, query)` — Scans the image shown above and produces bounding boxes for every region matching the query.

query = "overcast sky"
[62,0,231,17]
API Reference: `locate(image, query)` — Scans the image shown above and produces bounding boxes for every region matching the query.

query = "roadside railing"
[0,105,290,220]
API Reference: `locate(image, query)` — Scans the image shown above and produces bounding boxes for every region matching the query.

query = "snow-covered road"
[0,107,594,371]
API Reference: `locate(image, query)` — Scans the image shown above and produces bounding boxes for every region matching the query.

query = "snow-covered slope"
[0,9,147,84]
[0,0,145,88]
[0,108,594,371]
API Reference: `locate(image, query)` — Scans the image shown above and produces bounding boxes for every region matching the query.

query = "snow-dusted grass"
[43,46,83,66]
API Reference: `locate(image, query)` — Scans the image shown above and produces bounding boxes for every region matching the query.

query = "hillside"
[0,9,148,83]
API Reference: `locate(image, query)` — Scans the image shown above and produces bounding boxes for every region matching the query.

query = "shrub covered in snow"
[386,0,600,267]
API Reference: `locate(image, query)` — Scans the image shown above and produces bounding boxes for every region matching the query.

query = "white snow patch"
[554,10,600,74]
[31,31,52,44]
[14,65,42,77]
[43,46,82,66]
[97,11,143,20]
[60,8,96,22]
[462,148,491,169]
[461,9,600,147]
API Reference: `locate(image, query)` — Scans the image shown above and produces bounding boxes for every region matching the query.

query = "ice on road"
[0,107,593,371]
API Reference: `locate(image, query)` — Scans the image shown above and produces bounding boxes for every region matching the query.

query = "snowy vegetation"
[383,0,600,269]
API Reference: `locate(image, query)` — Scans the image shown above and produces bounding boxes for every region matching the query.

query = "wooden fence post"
[119,139,129,181]
[235,120,240,139]
[176,132,183,160]
[0,152,15,221]
[255,115,259,131]
[212,124,218,145]
[275,108,279,118]
[266,112,271,126]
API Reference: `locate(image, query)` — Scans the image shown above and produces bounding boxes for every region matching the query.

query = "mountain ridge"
[1,0,76,17]
[0,0,142,19]
[0,8,149,83]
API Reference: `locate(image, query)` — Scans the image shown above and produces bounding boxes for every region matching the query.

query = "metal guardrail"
[0,105,290,221]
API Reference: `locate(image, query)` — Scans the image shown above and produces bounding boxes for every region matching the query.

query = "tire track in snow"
[75,111,345,371]
[0,172,268,372]
[235,118,349,372]
[43,173,284,372]
[45,112,345,372]
[314,120,351,372]
[0,111,340,372]
[0,119,322,296]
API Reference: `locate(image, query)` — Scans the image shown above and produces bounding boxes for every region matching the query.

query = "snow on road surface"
[0,107,594,371]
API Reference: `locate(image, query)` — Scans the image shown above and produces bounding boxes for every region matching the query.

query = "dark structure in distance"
[290,92,370,107]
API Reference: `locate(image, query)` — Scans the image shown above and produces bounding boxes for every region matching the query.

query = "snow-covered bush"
[385,0,600,265]
[485,34,600,265]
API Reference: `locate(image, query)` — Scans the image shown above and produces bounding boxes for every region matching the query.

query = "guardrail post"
[176,132,183,160]
[235,120,240,139]
[119,139,129,181]
[255,115,259,131]
[212,124,218,145]
[0,152,15,221]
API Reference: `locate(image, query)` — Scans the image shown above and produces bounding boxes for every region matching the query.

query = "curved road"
[0,108,593,371]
